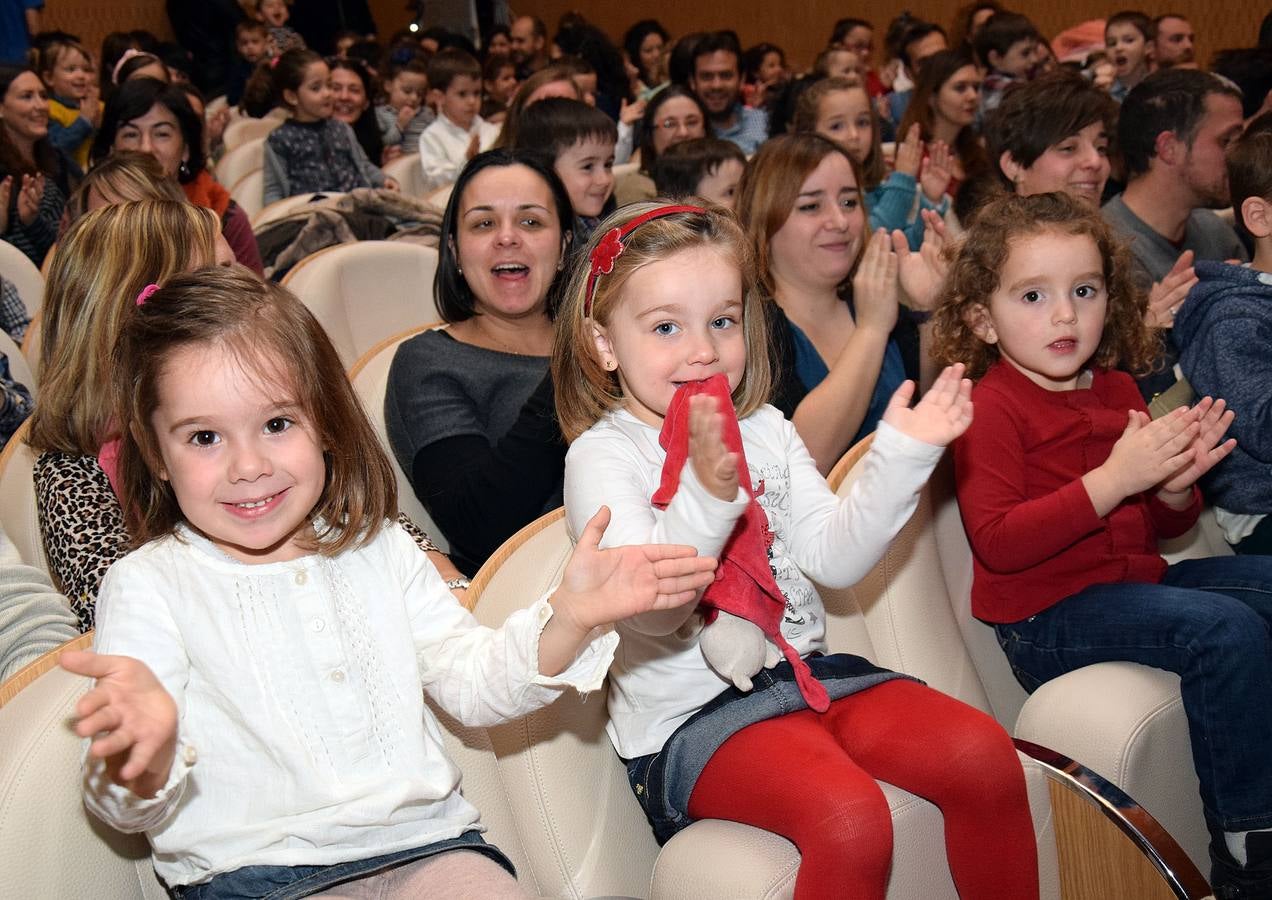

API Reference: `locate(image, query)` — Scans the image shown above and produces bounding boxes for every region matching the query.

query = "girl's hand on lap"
[881,363,972,446]
[59,650,178,799]
[1158,396,1237,495]
[894,124,923,177]
[853,228,900,334]
[689,394,740,501]
[551,506,718,634]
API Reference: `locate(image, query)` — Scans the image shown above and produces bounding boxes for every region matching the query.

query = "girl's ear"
[282,87,299,109]
[999,151,1023,187]
[965,303,998,344]
[591,320,617,371]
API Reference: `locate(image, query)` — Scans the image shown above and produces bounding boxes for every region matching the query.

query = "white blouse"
[85,522,616,887]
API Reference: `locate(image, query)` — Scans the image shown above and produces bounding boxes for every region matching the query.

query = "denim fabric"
[624,653,911,844]
[169,832,514,900]
[994,555,1272,831]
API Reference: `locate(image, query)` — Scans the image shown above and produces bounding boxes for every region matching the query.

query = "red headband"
[584,204,706,317]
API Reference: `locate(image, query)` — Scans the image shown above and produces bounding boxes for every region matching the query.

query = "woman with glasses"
[614,85,709,205]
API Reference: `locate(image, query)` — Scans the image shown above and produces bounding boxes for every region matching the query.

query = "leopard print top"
[34,451,442,633]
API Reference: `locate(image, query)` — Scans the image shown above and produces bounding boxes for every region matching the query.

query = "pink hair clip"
[583,204,706,317]
[111,48,152,85]
[136,283,160,306]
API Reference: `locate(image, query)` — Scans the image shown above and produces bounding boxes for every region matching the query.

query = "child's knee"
[805,782,895,860]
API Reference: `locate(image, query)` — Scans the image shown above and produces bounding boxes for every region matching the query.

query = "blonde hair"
[552,203,771,442]
[66,151,186,222]
[28,200,220,455]
[115,266,397,554]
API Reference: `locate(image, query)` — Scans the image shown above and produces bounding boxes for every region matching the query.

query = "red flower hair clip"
[583,204,706,317]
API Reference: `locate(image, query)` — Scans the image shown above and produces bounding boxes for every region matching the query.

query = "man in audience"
[884,21,948,131]
[688,31,767,155]
[509,15,550,78]
[1152,13,1196,70]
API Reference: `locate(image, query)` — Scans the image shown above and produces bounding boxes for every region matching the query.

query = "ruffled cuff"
[525,596,618,694]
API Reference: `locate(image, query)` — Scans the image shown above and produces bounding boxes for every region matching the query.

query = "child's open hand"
[689,394,739,501]
[552,506,718,634]
[894,124,923,177]
[1087,408,1199,512]
[919,140,953,204]
[1158,396,1237,496]
[881,363,973,446]
[895,210,948,312]
[59,650,178,799]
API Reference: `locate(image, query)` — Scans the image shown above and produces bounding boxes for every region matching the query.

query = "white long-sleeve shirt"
[416,113,500,191]
[564,406,943,758]
[84,522,616,887]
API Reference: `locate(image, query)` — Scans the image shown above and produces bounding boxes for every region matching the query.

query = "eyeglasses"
[655,115,704,132]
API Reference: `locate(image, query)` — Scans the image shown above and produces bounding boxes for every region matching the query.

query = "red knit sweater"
[954,361,1200,623]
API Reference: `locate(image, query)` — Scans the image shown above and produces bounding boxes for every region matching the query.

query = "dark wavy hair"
[435,148,577,322]
[92,76,205,184]
[931,192,1157,380]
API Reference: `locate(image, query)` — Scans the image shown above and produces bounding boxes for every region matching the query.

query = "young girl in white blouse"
[59,266,715,899]
[552,203,1040,899]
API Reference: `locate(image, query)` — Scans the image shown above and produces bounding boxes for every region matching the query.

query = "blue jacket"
[1174,261,1272,514]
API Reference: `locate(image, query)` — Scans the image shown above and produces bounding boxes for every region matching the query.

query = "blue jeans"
[994,556,1272,832]
[169,832,514,900]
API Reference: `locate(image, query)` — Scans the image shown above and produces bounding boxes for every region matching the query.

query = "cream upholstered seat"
[383,152,428,199]
[230,169,265,221]
[0,237,44,319]
[0,420,44,570]
[213,136,265,194]
[424,181,454,213]
[221,115,282,153]
[281,240,440,368]
[347,326,448,554]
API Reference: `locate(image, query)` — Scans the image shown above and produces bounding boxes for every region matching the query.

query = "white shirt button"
[295,571,308,586]
[330,669,345,683]
[183,744,199,766]
[311,618,325,632]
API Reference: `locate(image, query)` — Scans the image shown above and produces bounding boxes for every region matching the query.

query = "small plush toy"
[652,374,830,712]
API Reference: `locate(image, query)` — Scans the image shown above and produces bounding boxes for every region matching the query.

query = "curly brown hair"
[931,192,1159,381]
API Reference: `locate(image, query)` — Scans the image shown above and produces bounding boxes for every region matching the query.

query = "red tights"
[686,680,1039,899]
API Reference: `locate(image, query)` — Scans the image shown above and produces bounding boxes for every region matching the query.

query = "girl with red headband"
[551,202,1040,899]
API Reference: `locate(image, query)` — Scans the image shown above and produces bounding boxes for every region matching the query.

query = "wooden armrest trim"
[1014,738,1211,899]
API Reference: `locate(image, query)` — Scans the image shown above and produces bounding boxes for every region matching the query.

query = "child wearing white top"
[552,203,1040,899]
[60,267,716,898]
[418,49,500,190]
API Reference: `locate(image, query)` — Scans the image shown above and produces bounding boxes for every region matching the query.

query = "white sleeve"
[81,556,193,834]
[417,127,461,190]
[614,121,634,165]
[780,417,944,588]
[394,527,616,726]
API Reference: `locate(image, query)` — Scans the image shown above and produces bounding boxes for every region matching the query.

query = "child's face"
[991,37,1042,79]
[757,51,785,86]
[1104,23,1148,79]
[823,50,862,81]
[150,341,326,564]
[435,74,481,129]
[574,73,598,106]
[592,245,747,428]
[1009,121,1110,208]
[258,0,289,28]
[815,88,873,164]
[46,48,92,99]
[387,71,427,111]
[974,229,1107,392]
[695,158,745,210]
[287,61,332,122]
[769,151,865,290]
[485,65,517,104]
[555,136,615,218]
[237,30,268,64]
[487,32,512,57]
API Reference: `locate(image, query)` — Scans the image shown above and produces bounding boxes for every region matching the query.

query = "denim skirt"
[169,831,515,900]
[624,653,913,844]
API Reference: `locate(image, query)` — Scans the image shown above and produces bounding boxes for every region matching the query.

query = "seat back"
[230,169,265,221]
[0,238,44,319]
[348,327,449,553]
[282,241,440,368]
[468,511,662,899]
[221,115,282,152]
[383,153,428,199]
[425,181,454,213]
[0,421,45,570]
[214,137,265,193]
[0,327,35,399]
[0,635,165,899]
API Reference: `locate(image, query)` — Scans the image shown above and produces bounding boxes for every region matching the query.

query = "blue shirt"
[786,318,907,447]
[0,0,42,64]
[714,103,768,156]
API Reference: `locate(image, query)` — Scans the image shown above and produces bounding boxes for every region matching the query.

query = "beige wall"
[41,2,1262,80]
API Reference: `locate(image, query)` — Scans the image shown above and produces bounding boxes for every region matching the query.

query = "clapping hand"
[1145,251,1197,329]
[881,363,973,446]
[919,140,953,204]
[1158,397,1237,497]
[853,228,901,334]
[689,394,740,502]
[16,173,44,226]
[620,96,646,126]
[0,176,10,234]
[894,210,948,312]
[59,650,179,799]
[894,124,924,177]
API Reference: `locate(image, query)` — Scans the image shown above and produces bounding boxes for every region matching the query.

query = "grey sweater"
[0,530,78,682]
